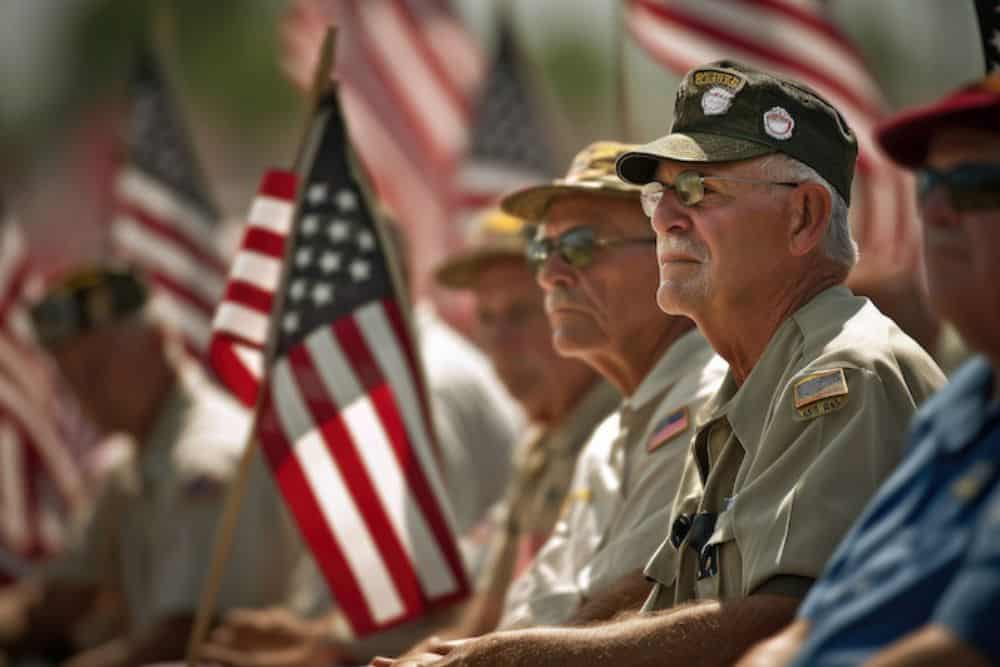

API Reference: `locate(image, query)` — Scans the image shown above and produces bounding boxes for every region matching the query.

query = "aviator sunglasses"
[526,226,655,270]
[640,170,799,216]
[916,162,1000,212]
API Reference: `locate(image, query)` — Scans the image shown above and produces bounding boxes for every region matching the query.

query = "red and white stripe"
[281,0,484,296]
[111,166,228,359]
[626,0,919,273]
[0,222,90,579]
[257,298,468,635]
[208,170,298,408]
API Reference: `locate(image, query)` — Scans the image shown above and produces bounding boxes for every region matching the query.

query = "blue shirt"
[793,356,1000,666]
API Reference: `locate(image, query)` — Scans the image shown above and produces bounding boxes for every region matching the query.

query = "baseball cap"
[30,266,149,348]
[501,141,643,220]
[617,60,858,202]
[876,72,1000,168]
[434,208,530,289]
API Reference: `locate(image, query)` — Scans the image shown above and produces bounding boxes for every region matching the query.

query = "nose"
[919,187,961,229]
[536,251,576,291]
[649,189,693,236]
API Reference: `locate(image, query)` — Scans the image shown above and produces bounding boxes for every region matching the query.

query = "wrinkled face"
[534,193,659,359]
[472,258,582,417]
[647,159,795,319]
[921,128,1000,351]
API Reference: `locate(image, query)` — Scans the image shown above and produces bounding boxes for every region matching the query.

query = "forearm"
[451,594,800,667]
[565,569,650,625]
[864,626,992,667]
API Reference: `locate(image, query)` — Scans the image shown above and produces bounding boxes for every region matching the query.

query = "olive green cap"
[500,141,643,220]
[30,266,148,348]
[617,60,858,202]
[434,208,530,289]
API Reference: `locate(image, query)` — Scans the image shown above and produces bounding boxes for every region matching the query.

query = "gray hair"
[754,154,857,270]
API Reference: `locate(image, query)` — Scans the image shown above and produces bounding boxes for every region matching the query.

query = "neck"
[697,272,842,385]
[531,366,600,425]
[582,317,694,396]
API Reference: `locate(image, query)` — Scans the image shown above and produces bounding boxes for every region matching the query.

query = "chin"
[656,284,698,316]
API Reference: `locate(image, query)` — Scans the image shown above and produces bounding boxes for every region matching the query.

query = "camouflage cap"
[434,208,530,289]
[500,141,643,220]
[30,266,148,348]
[617,60,858,202]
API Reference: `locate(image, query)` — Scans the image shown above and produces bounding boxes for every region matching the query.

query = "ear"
[787,182,832,257]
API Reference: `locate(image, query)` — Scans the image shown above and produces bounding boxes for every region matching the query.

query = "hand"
[200,608,339,667]
[370,639,471,667]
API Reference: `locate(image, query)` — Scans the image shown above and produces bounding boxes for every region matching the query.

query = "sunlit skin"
[471,258,596,424]
[535,193,692,395]
[920,128,1000,369]
[648,159,842,383]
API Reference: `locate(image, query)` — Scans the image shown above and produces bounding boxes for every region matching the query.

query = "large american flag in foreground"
[0,221,92,583]
[110,50,227,360]
[626,0,920,276]
[211,91,468,635]
[282,0,483,298]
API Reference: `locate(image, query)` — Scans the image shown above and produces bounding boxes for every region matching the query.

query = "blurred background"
[0,0,986,279]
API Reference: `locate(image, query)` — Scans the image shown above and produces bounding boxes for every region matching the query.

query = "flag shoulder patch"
[648,407,690,453]
[792,369,848,419]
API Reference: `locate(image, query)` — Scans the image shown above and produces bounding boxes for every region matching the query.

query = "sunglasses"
[640,170,799,216]
[916,163,1000,212]
[526,226,655,270]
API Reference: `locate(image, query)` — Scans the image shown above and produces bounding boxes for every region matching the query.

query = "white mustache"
[544,290,585,313]
[658,237,706,261]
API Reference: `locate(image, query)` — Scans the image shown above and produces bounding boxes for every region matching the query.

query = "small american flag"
[625,0,920,278]
[109,50,227,360]
[457,14,558,217]
[282,0,484,297]
[212,90,468,635]
[0,220,93,582]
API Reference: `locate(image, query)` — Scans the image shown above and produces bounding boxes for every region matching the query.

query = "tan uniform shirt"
[643,287,946,611]
[499,329,727,629]
[46,363,304,631]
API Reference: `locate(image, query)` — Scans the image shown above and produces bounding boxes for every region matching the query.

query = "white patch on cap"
[763,107,794,140]
[701,86,735,116]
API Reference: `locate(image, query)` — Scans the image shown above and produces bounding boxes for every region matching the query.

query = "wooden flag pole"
[184,27,338,666]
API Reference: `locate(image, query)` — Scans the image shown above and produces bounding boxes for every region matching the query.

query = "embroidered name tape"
[648,407,690,453]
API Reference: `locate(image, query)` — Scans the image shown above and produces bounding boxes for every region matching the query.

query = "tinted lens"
[525,238,550,268]
[918,164,1000,211]
[559,227,597,267]
[641,181,664,217]
[674,171,705,206]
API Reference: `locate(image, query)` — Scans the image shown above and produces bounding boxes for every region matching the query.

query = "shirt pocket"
[694,507,742,600]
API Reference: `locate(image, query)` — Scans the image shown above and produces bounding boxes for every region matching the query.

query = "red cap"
[876,73,1000,168]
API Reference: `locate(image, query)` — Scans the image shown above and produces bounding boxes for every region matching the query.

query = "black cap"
[617,60,858,202]
[30,267,149,348]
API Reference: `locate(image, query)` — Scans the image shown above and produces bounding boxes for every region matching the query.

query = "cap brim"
[433,249,525,290]
[617,132,776,184]
[501,182,638,220]
[877,94,1000,168]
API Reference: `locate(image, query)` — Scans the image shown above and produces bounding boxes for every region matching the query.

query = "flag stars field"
[319,251,341,274]
[336,189,358,211]
[311,283,334,306]
[349,258,371,283]
[307,183,328,205]
[295,247,313,268]
[289,279,307,301]
[301,215,321,236]
[328,219,351,242]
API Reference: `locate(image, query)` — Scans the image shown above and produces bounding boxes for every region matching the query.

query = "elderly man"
[377,141,727,666]
[203,208,618,665]
[0,268,303,667]
[383,61,945,667]
[738,72,1000,667]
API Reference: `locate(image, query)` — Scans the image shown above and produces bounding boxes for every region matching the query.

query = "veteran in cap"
[0,267,305,667]
[378,62,946,667]
[378,140,727,666]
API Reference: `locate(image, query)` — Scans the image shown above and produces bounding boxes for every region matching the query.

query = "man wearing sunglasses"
[737,73,1000,667]
[375,63,946,667]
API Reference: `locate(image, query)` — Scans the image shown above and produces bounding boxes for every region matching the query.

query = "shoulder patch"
[648,407,690,453]
[793,369,848,419]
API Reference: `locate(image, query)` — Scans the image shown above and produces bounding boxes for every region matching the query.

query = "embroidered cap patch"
[648,407,690,453]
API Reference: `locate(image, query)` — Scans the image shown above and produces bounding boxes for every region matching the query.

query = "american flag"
[109,50,227,360]
[211,91,468,635]
[0,220,93,583]
[457,13,558,219]
[282,0,484,298]
[625,0,920,277]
